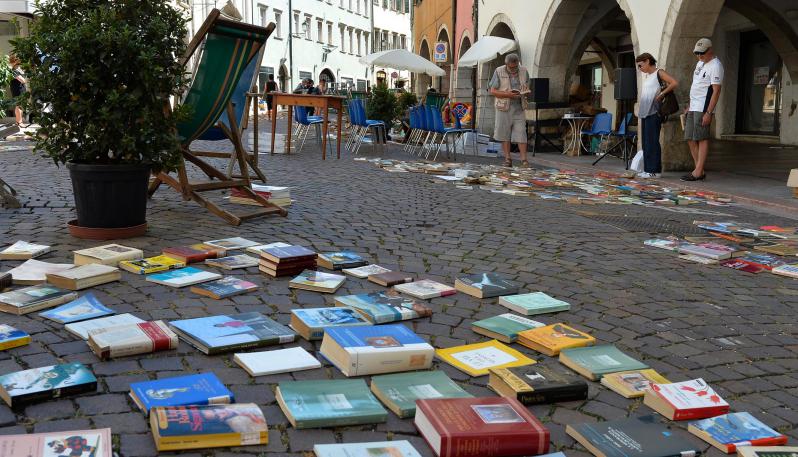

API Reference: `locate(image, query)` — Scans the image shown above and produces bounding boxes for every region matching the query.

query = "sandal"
[521,160,530,168]
[503,159,512,167]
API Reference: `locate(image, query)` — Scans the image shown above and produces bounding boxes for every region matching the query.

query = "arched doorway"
[436,26,453,97]
[476,17,517,135]
[453,34,472,103]
[417,39,432,97]
[319,68,335,83]
[278,64,288,93]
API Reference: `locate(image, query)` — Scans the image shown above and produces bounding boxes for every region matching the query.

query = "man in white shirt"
[682,38,723,181]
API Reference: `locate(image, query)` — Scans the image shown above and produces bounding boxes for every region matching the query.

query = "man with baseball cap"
[682,37,723,181]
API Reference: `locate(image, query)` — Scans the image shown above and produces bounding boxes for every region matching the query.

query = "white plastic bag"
[630,150,644,172]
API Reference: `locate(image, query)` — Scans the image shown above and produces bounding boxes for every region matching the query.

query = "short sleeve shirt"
[689,57,724,112]
[489,68,522,107]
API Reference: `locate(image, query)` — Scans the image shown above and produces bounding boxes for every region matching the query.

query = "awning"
[359,49,445,77]
[458,36,518,67]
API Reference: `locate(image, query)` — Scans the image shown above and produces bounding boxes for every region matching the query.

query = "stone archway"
[453,33,472,103]
[476,16,518,135]
[436,26,453,96]
[417,39,432,96]
[319,68,335,83]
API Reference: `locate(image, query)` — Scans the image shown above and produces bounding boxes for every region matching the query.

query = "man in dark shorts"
[9,55,27,126]
[682,38,723,181]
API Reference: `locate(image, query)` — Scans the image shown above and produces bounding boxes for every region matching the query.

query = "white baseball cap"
[694,38,713,53]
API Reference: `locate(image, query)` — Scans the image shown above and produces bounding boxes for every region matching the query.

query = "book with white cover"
[6,259,75,285]
[203,237,260,250]
[245,242,291,256]
[772,264,798,279]
[342,264,391,278]
[0,241,53,260]
[45,264,121,290]
[73,244,143,266]
[647,379,728,410]
[679,254,718,265]
[234,346,321,376]
[313,441,423,457]
[66,313,145,340]
[145,267,222,288]
[394,279,456,299]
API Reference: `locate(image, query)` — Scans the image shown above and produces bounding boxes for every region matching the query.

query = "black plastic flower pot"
[66,162,151,229]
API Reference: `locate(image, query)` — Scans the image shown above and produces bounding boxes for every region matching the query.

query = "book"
[688,412,787,453]
[680,253,719,264]
[415,397,550,457]
[394,279,456,299]
[0,240,53,260]
[499,292,571,315]
[130,373,233,415]
[436,340,536,377]
[368,271,414,287]
[233,346,321,376]
[600,369,670,398]
[334,291,433,323]
[314,441,423,457]
[737,447,798,457]
[320,324,434,376]
[259,245,316,263]
[290,307,372,340]
[119,254,185,274]
[737,253,786,270]
[644,238,684,251]
[0,272,10,290]
[772,264,798,279]
[189,277,259,299]
[288,270,346,293]
[73,244,143,265]
[472,313,545,343]
[678,242,743,260]
[719,258,765,273]
[169,312,296,354]
[276,379,388,428]
[517,323,596,356]
[566,415,702,457]
[204,254,259,270]
[150,403,268,451]
[245,241,291,256]
[45,263,121,290]
[0,362,96,407]
[370,370,473,418]
[203,237,260,250]
[559,345,649,381]
[756,244,798,256]
[342,264,391,278]
[65,313,145,339]
[87,320,179,359]
[488,364,589,404]
[258,261,316,277]
[162,243,226,263]
[454,273,520,298]
[318,251,368,270]
[0,428,112,457]
[146,267,222,288]
[643,378,730,420]
[38,292,115,324]
[6,259,74,285]
[0,284,78,315]
[0,324,30,351]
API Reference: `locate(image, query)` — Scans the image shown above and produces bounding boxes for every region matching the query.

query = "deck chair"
[149,9,286,225]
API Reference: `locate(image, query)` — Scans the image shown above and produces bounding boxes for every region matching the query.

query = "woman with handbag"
[635,53,678,178]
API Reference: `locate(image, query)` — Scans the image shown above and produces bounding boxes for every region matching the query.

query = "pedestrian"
[305,79,320,115]
[488,53,530,168]
[316,79,330,95]
[635,52,678,178]
[682,38,723,181]
[8,54,27,127]
[264,74,277,121]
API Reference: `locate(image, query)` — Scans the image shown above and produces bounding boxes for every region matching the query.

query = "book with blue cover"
[169,312,296,355]
[334,291,433,323]
[0,362,97,407]
[0,324,30,351]
[290,307,371,340]
[129,373,233,415]
[145,267,222,288]
[38,293,115,324]
[688,412,787,453]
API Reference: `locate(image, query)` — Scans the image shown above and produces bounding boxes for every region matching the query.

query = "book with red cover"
[414,397,549,457]
[162,244,226,264]
[643,378,729,421]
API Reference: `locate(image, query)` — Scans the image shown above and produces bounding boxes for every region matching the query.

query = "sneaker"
[637,172,654,179]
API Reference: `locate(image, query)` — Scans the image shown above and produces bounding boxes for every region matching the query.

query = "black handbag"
[656,70,679,119]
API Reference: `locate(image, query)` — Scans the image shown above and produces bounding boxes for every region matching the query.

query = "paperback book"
[130,373,233,414]
[394,279,456,299]
[314,441,423,457]
[45,264,121,290]
[318,251,368,270]
[73,244,143,266]
[146,267,222,288]
[566,415,702,457]
[0,362,96,407]
[119,255,185,274]
[0,240,53,260]
[737,447,798,457]
[517,323,596,356]
[499,292,571,316]
[203,237,260,250]
[290,307,371,340]
[454,273,520,298]
[643,378,729,420]
[0,324,30,350]
[688,412,787,453]
[559,344,649,381]
[161,243,226,263]
[150,403,268,451]
[276,379,388,428]
[436,340,536,377]
[259,245,316,263]
[39,293,115,324]
[189,277,259,299]
[204,254,259,270]
[0,272,10,290]
[335,291,433,323]
[471,313,545,343]
[169,312,296,354]
[234,346,321,376]
[600,369,670,398]
[488,364,589,405]
[65,313,145,340]
[6,259,74,285]
[370,370,473,418]
[288,270,346,293]
[0,284,78,315]
[88,320,179,360]
[368,271,414,287]
[772,264,798,279]
[245,241,291,256]
[643,238,684,251]
[342,264,391,278]
[0,428,112,457]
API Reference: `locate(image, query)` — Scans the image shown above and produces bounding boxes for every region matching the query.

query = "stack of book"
[229,184,291,207]
[258,245,317,277]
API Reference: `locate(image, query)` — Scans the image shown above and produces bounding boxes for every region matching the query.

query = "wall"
[412,0,453,96]
[372,0,412,88]
[451,0,473,103]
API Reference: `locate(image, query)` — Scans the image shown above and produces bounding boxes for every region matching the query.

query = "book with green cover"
[370,371,473,418]
[276,379,387,429]
[499,292,571,316]
[471,313,545,343]
[559,345,648,381]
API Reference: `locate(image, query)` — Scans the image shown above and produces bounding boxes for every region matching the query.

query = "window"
[383,30,389,50]
[357,79,368,91]
[393,32,398,50]
[356,0,360,14]
[356,30,362,56]
[258,5,268,27]
[327,22,333,45]
[348,28,354,54]
[340,25,346,52]
[317,19,323,42]
[299,70,312,81]
[258,66,274,92]
[293,11,299,35]
[364,32,369,54]
[340,0,344,7]
[382,0,387,8]
[373,28,380,51]
[274,10,282,37]
[363,0,369,17]
[341,76,354,89]
[304,15,312,40]
[404,0,409,13]
[400,34,406,50]
[348,0,352,11]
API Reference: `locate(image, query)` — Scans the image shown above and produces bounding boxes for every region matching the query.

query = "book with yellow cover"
[600,369,670,398]
[435,340,535,377]
[516,323,595,356]
[150,403,267,451]
[120,255,185,274]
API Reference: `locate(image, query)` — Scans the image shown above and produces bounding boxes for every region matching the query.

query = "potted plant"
[0,55,18,122]
[366,82,398,140]
[13,0,188,236]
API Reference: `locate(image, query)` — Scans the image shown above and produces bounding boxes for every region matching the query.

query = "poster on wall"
[753,66,770,85]
[434,42,448,63]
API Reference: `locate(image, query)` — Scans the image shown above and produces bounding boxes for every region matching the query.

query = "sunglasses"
[637,63,644,69]
[694,50,707,56]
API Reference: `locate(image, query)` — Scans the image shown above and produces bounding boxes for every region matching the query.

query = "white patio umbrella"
[359,49,445,76]
[457,36,518,67]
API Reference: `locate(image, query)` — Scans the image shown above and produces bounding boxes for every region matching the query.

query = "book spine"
[352,346,434,376]
[207,336,292,355]
[0,336,30,351]
[12,380,97,407]
[673,405,730,421]
[447,432,547,457]
[517,386,588,405]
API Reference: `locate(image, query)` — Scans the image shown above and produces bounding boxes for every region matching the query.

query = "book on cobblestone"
[65,313,145,339]
[414,397,550,457]
[644,238,685,251]
[0,284,78,315]
[245,241,291,256]
[259,245,316,263]
[203,237,260,250]
[275,379,388,428]
[737,447,798,457]
[334,291,433,323]
[517,323,596,356]
[39,292,115,324]
[320,324,434,376]
[488,364,588,405]
[234,346,321,376]
[189,276,259,299]
[318,251,368,270]
[472,313,545,343]
[677,242,743,260]
[162,243,226,264]
[454,273,520,298]
[150,403,268,451]
[370,370,473,418]
[6,259,74,285]
[368,271,414,287]
[600,369,670,398]
[203,254,259,270]
[436,340,536,377]
[643,378,729,420]
[0,324,29,350]
[87,320,179,360]
[566,415,702,457]
[499,292,571,316]
[719,258,765,273]
[688,412,787,453]
[771,264,798,278]
[45,263,121,290]
[559,345,648,381]
[394,279,456,299]
[119,255,185,274]
[145,267,222,288]
[288,270,346,293]
[130,373,233,415]
[314,441,424,457]
[0,272,10,291]
[0,240,53,260]
[0,362,96,407]
[169,312,296,355]
[290,307,372,340]
[73,243,143,266]
[0,428,112,457]
[342,263,391,278]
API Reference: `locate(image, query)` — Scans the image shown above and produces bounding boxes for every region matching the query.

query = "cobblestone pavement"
[2,128,798,457]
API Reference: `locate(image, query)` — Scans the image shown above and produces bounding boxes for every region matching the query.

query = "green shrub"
[366,82,397,127]
[395,91,418,118]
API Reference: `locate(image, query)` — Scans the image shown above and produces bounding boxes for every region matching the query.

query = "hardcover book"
[644,238,684,251]
[318,251,368,270]
[559,345,649,380]
[0,284,78,315]
[719,258,765,274]
[415,397,550,457]
[0,362,97,407]
[288,270,346,293]
[290,307,372,340]
[737,447,798,457]
[73,244,143,266]
[162,243,226,263]
[6,259,74,285]
[320,324,434,376]
[260,245,316,263]
[334,291,433,323]
[688,412,787,453]
[189,277,259,299]
[499,292,571,316]
[370,370,473,418]
[65,313,145,340]
[368,271,414,287]
[677,243,742,260]
[566,415,702,457]
[245,241,291,256]
[314,441,423,457]
[342,264,391,278]
[234,346,321,376]
[45,263,121,290]
[203,237,260,250]
[119,255,185,274]
[150,403,268,451]
[600,369,670,398]
[471,313,545,343]
[0,324,30,351]
[0,240,53,260]
[643,378,730,420]
[87,320,179,360]
[454,273,520,298]
[276,379,388,428]
[0,428,112,457]
[204,254,259,270]
[394,279,456,299]
[488,364,589,405]
[517,323,596,356]
[169,312,296,355]
[146,267,222,288]
[130,373,233,415]
[436,340,536,377]
[39,292,115,324]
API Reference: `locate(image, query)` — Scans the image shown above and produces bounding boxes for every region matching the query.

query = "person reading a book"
[488,53,530,168]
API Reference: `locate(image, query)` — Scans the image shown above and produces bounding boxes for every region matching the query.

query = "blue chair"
[580,112,613,155]
[404,106,421,153]
[410,105,430,156]
[293,105,324,152]
[429,106,469,161]
[350,98,386,154]
[596,112,636,168]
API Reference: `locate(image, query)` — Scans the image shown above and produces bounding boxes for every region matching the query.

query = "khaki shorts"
[494,103,527,144]
[684,111,711,141]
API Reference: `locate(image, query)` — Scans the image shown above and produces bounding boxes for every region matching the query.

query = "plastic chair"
[580,112,613,155]
[293,106,324,152]
[351,99,386,155]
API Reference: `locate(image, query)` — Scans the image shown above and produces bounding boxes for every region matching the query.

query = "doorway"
[736,30,782,135]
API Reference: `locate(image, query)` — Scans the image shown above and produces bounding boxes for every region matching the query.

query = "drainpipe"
[370,2,374,85]
[470,0,477,130]
[288,0,294,90]
[451,0,456,97]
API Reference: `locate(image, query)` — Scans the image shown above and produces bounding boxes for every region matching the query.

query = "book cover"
[678,243,739,260]
[290,307,372,340]
[0,240,52,260]
[276,379,387,428]
[368,271,414,287]
[0,324,30,351]
[517,323,596,356]
[688,412,787,453]
[288,270,345,293]
[39,293,115,324]
[73,244,143,265]
[737,447,798,457]
[342,264,391,278]
[499,292,571,315]
[0,428,112,457]
[189,277,259,299]
[737,253,786,270]
[204,254,259,270]
[0,284,78,315]
[146,267,222,288]
[566,415,702,457]
[66,313,145,340]
[559,345,648,380]
[314,441,423,457]
[394,279,456,299]
[644,378,730,420]
[644,238,684,251]
[88,320,179,360]
[6,259,74,285]
[130,373,233,414]
[45,264,121,290]
[203,237,260,250]
[162,243,225,263]
[245,241,291,256]
[600,369,670,398]
[772,264,798,278]
[436,340,536,377]
[318,251,367,270]
[0,362,96,407]
[261,245,316,262]
[233,346,321,376]
[455,273,520,298]
[169,312,296,354]
[334,291,433,323]
[719,259,765,274]
[488,364,588,405]
[150,403,268,451]
[679,253,719,265]
[0,272,10,290]
[119,255,185,274]
[472,313,545,343]
[370,370,473,418]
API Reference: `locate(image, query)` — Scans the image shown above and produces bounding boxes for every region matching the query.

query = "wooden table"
[269,93,345,159]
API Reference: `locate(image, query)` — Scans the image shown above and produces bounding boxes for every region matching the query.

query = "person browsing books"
[682,38,723,181]
[635,52,678,178]
[488,53,530,168]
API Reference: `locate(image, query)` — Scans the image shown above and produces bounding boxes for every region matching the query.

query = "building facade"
[451,0,473,103]
[371,0,412,89]
[412,0,454,97]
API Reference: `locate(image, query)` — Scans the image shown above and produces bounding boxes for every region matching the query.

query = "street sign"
[433,42,448,63]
